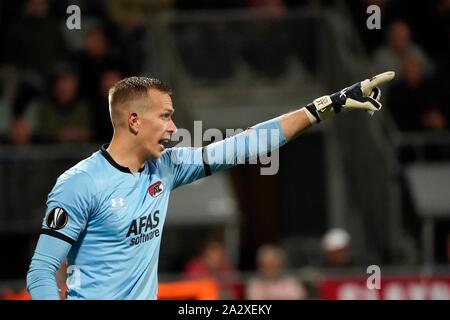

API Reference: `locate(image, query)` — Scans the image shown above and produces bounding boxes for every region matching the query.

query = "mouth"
[158,139,170,149]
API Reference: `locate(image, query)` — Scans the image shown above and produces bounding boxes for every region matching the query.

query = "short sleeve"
[41,170,97,244]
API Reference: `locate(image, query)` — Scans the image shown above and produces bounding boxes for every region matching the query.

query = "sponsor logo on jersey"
[46,208,68,230]
[148,181,164,198]
[126,210,161,246]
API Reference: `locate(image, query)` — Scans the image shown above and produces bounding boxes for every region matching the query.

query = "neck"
[107,134,145,173]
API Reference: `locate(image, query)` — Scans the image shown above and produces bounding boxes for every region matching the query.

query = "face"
[101,71,122,97]
[389,21,410,53]
[326,247,349,267]
[203,242,226,270]
[27,0,48,17]
[54,73,78,105]
[259,252,283,275]
[402,56,421,87]
[85,28,108,58]
[134,88,177,159]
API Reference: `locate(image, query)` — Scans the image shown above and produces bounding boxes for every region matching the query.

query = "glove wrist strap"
[303,106,318,124]
[306,95,340,123]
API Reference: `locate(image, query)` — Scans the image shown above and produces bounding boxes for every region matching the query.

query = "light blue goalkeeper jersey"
[27,117,286,300]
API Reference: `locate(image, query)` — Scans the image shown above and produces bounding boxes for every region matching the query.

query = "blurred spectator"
[4,0,68,118]
[321,228,352,268]
[0,288,31,300]
[33,69,90,143]
[384,1,449,66]
[240,0,291,79]
[76,24,124,104]
[8,117,32,145]
[174,22,238,82]
[91,69,123,143]
[346,0,393,55]
[387,54,446,132]
[174,0,243,82]
[183,238,241,299]
[106,0,158,75]
[374,20,434,78]
[107,0,149,24]
[74,23,126,144]
[4,0,67,74]
[246,244,307,300]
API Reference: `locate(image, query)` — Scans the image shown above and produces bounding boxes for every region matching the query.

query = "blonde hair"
[108,76,172,128]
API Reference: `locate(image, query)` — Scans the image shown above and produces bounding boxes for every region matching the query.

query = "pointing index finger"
[366,71,396,89]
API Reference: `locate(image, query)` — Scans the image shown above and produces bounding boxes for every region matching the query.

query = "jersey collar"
[100,144,145,174]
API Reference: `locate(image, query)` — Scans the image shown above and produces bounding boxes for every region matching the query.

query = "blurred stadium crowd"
[0,0,448,144]
[0,0,449,300]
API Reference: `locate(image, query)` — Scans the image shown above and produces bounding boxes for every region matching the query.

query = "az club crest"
[148,181,164,198]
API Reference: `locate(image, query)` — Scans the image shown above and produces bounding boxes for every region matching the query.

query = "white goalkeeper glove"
[305,71,395,124]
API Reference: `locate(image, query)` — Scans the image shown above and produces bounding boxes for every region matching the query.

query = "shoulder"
[152,148,176,172]
[55,151,106,193]
[53,169,97,203]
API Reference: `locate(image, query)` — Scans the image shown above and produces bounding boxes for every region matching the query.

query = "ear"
[128,112,140,134]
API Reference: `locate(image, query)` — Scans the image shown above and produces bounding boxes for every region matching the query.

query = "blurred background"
[0,0,449,300]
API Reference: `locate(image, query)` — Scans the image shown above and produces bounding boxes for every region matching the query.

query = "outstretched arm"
[165,71,395,187]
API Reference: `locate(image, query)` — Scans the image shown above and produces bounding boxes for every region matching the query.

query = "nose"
[168,120,177,133]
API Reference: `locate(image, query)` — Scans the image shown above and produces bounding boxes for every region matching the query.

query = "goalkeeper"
[26,72,394,299]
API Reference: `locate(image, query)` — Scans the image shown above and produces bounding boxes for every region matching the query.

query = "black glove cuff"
[305,103,321,123]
